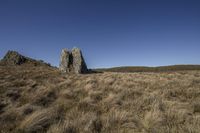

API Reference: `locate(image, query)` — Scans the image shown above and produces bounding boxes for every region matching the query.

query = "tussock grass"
[19,108,58,132]
[1,65,200,132]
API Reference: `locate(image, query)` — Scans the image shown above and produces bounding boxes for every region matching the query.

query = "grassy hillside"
[95,65,200,73]
[1,63,200,133]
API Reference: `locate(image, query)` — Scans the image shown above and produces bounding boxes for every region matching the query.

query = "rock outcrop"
[1,51,26,65]
[59,48,88,74]
[1,50,51,67]
[59,49,71,73]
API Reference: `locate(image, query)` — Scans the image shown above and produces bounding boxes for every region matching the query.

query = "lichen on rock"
[59,48,88,74]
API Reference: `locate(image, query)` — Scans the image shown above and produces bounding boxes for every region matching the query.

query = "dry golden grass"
[1,64,200,133]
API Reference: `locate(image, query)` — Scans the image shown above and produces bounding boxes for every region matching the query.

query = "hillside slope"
[95,65,200,73]
[1,62,200,133]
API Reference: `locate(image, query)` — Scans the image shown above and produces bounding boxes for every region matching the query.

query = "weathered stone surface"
[71,48,88,74]
[1,51,26,65]
[59,48,88,74]
[59,49,70,73]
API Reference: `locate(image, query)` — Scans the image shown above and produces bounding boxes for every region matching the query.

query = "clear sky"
[0,0,200,68]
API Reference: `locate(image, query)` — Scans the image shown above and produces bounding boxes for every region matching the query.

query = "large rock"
[59,48,88,74]
[59,49,70,73]
[71,48,88,73]
[1,51,26,65]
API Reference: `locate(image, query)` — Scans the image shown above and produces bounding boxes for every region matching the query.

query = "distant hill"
[95,65,200,73]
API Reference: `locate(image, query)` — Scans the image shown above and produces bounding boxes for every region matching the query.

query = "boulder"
[59,49,70,73]
[71,48,88,74]
[59,48,88,74]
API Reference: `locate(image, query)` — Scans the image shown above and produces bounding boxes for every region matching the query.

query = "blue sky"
[0,0,200,68]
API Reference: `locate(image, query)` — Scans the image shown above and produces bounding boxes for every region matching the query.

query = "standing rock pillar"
[59,48,88,74]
